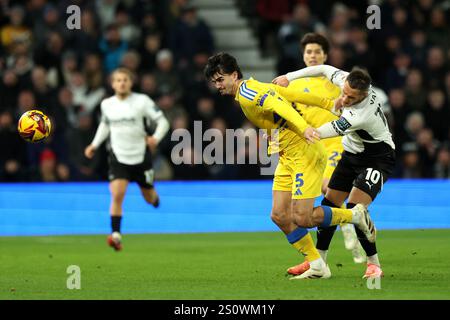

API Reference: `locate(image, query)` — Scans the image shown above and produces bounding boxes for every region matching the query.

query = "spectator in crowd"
[277,3,326,74]
[33,4,67,48]
[156,90,185,126]
[95,0,120,30]
[389,88,411,150]
[401,147,422,178]
[83,53,104,89]
[0,110,27,181]
[66,113,101,181]
[115,7,141,47]
[99,24,128,74]
[60,51,79,87]
[404,69,427,111]
[424,89,449,141]
[139,72,159,99]
[434,146,450,179]
[0,6,32,52]
[120,50,141,77]
[139,33,161,72]
[0,69,20,111]
[34,31,65,74]
[416,128,440,177]
[154,49,183,100]
[32,148,70,182]
[67,9,101,56]
[169,4,214,68]
[385,52,411,91]
[402,111,426,157]
[404,29,429,69]
[427,6,448,50]
[30,66,57,110]
[424,46,447,89]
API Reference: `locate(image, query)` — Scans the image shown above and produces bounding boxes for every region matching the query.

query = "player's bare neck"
[233,80,243,96]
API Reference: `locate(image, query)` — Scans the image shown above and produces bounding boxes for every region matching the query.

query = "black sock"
[347,203,377,256]
[316,198,339,251]
[111,216,122,233]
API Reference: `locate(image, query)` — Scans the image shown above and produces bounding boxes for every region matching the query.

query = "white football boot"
[290,263,331,280]
[351,204,376,243]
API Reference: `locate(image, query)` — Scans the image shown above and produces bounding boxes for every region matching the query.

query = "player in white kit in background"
[85,68,169,251]
[274,64,395,278]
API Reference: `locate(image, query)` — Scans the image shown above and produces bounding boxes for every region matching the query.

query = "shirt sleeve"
[286,65,349,89]
[259,92,309,137]
[317,115,357,138]
[274,85,335,111]
[142,95,170,143]
[91,103,110,148]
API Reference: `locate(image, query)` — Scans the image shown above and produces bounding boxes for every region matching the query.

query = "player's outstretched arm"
[316,115,354,139]
[273,65,347,88]
[274,85,335,111]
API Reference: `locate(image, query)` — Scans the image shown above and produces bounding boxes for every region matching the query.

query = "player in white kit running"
[85,68,169,251]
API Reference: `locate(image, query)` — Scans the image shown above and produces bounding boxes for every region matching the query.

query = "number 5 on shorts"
[295,173,304,196]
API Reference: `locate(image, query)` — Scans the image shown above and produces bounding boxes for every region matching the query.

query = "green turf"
[1,230,450,300]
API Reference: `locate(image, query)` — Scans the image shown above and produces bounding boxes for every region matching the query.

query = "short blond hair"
[111,67,133,81]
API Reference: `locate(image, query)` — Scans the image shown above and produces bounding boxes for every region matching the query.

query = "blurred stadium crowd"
[0,0,449,182]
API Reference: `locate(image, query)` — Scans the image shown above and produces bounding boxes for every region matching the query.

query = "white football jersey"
[91,92,169,165]
[328,68,395,155]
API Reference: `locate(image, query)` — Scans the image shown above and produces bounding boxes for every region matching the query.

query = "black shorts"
[328,150,395,200]
[108,151,154,189]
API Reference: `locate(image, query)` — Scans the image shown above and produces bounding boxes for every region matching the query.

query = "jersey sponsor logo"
[239,82,257,101]
[109,118,136,126]
[335,117,352,132]
[258,93,268,106]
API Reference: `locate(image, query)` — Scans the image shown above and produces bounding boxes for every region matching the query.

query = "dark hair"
[300,33,330,55]
[204,52,243,80]
[347,68,371,91]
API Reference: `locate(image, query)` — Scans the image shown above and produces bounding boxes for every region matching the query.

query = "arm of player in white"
[286,65,349,88]
[316,116,353,139]
[91,120,110,148]
[144,96,170,143]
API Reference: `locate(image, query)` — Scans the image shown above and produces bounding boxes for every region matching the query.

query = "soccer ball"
[17,110,52,143]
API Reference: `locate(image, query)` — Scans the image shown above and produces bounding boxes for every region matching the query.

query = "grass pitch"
[1,229,449,300]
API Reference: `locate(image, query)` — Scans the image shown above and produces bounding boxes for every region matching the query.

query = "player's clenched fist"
[303,127,320,144]
[272,75,290,87]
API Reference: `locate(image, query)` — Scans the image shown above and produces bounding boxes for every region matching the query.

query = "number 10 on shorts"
[295,173,304,196]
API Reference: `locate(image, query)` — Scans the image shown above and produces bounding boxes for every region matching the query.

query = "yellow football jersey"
[234,78,333,154]
[288,76,341,127]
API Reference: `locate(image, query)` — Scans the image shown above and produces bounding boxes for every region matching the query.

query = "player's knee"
[112,191,126,203]
[270,210,289,228]
[292,211,312,228]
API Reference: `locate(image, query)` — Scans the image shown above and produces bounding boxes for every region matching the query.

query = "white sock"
[317,249,328,262]
[367,254,380,266]
[309,257,325,270]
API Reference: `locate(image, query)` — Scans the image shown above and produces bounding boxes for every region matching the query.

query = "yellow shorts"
[322,138,344,180]
[273,141,327,199]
